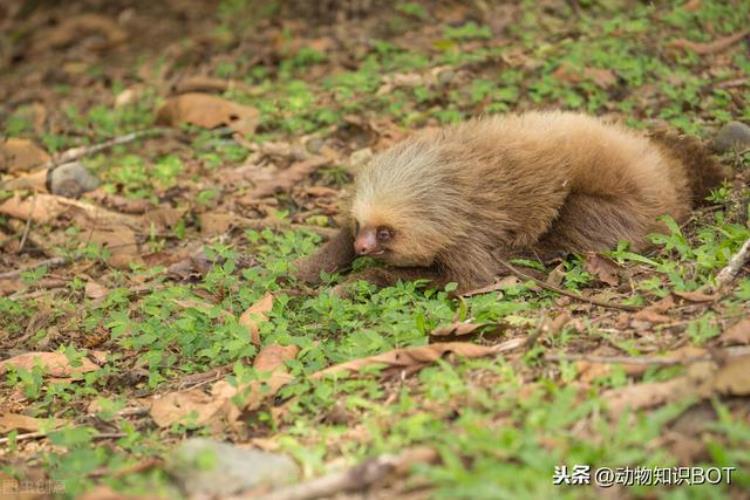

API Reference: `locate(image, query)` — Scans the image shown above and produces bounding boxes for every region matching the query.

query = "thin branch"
[496,257,640,311]
[0,256,68,280]
[545,345,750,366]
[0,431,125,445]
[41,128,171,169]
[716,237,750,288]
[17,194,37,253]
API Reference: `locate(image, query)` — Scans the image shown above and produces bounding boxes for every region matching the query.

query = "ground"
[0,0,749,498]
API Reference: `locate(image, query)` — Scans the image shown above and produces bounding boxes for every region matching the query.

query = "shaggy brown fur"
[295,111,729,292]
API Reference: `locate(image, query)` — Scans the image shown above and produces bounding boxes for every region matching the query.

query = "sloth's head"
[349,138,464,267]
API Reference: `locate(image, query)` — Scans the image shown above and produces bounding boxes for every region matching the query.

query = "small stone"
[713,121,750,153]
[48,161,100,198]
[167,438,299,497]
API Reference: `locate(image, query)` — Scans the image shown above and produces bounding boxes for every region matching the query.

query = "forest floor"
[1,0,749,498]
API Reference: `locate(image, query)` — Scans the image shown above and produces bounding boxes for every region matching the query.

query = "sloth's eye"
[353,221,360,234]
[376,227,393,242]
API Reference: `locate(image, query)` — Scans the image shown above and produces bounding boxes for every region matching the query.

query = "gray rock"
[49,161,100,198]
[713,121,750,153]
[167,438,299,497]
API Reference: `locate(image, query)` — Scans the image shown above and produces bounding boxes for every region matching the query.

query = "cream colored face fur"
[350,139,461,268]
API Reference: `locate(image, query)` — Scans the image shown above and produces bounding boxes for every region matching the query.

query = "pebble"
[167,438,300,497]
[49,161,100,198]
[712,121,750,153]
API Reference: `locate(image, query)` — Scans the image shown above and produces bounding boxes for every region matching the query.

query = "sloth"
[295,111,728,292]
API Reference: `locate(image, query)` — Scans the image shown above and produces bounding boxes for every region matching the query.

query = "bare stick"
[0,256,67,280]
[545,345,750,366]
[41,128,171,169]
[716,237,750,288]
[496,257,640,311]
[243,447,438,500]
[17,194,37,253]
[0,431,125,445]
[173,76,258,95]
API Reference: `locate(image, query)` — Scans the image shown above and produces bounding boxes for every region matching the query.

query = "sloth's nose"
[354,229,378,255]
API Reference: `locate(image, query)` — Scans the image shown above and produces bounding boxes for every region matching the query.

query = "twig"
[41,128,171,169]
[0,256,68,280]
[242,447,438,500]
[716,237,750,288]
[0,431,125,445]
[496,257,640,311]
[17,194,37,253]
[173,75,258,95]
[544,345,750,366]
[668,29,750,55]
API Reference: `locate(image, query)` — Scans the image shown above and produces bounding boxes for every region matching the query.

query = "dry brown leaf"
[221,344,299,427]
[645,295,675,313]
[576,361,611,384]
[254,344,299,371]
[142,207,185,230]
[673,290,720,302]
[603,377,695,418]
[683,0,701,12]
[57,196,141,230]
[85,281,109,300]
[430,321,485,337]
[583,67,617,88]
[0,413,66,433]
[669,29,749,55]
[632,308,671,324]
[149,343,298,429]
[719,318,750,346]
[546,262,566,288]
[248,156,329,200]
[0,278,22,296]
[31,14,127,53]
[199,211,233,237]
[89,226,141,269]
[149,388,226,428]
[540,311,572,336]
[632,295,675,325]
[173,76,257,95]
[0,138,50,172]
[2,168,50,192]
[0,351,104,377]
[239,293,274,344]
[1,194,143,234]
[142,247,193,268]
[0,193,67,223]
[554,64,616,89]
[156,93,259,136]
[310,341,522,380]
[707,355,750,396]
[114,86,144,108]
[583,252,620,286]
